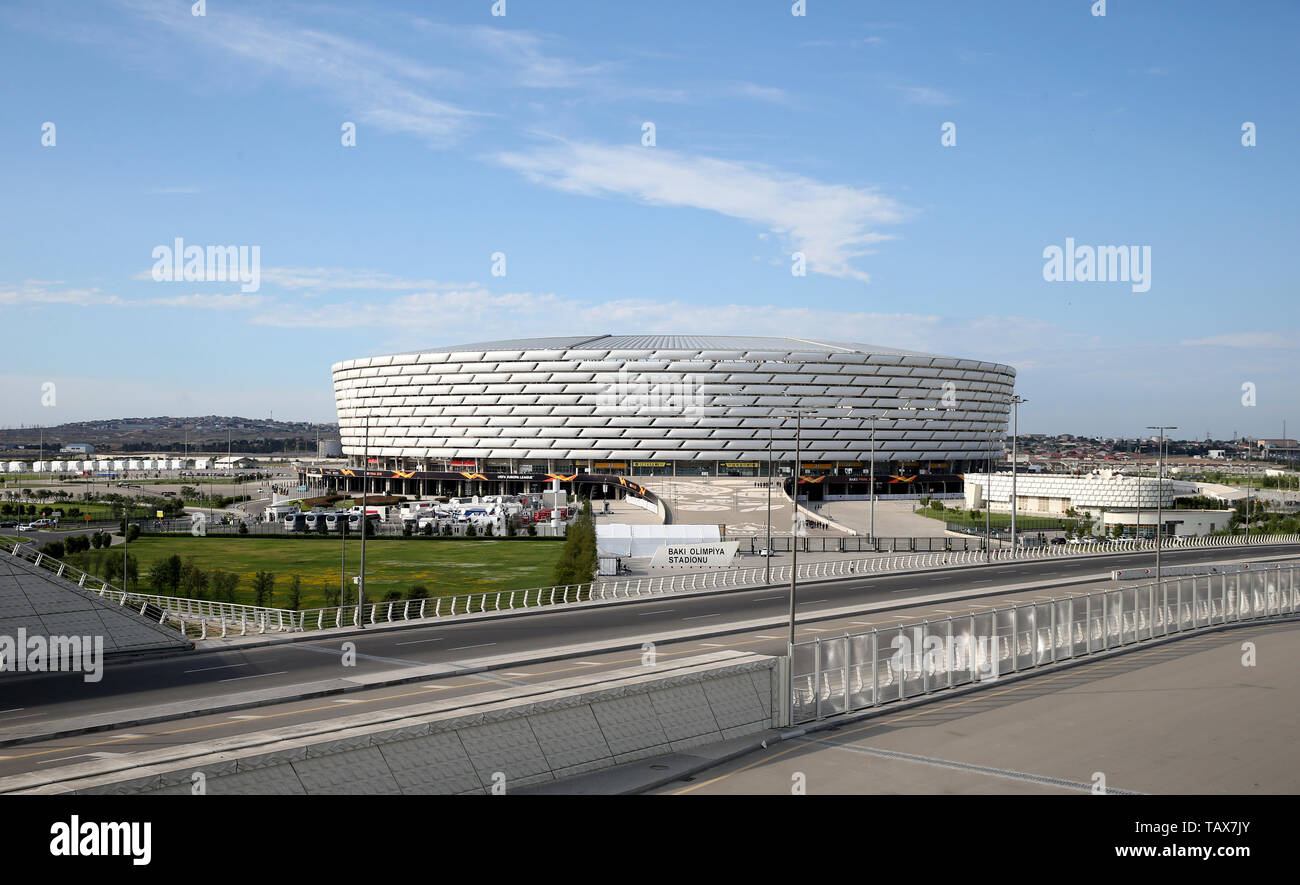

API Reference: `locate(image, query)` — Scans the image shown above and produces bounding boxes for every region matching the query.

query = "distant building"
[1256,439,1299,460]
[60,443,94,455]
[317,439,343,458]
[215,456,258,469]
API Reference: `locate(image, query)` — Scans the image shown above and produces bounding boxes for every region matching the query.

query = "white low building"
[1101,508,1234,538]
[965,470,1174,515]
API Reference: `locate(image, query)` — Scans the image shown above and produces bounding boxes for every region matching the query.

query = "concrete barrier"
[4,651,778,795]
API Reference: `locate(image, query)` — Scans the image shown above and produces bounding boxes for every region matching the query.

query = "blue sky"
[1,0,1296,439]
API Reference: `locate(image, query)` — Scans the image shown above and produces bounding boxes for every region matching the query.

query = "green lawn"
[81,536,565,609]
[916,506,1073,531]
[5,502,158,521]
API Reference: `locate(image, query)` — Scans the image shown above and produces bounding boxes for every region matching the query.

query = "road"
[1,544,1295,774]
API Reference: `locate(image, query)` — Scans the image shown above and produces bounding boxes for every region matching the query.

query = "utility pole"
[1148,426,1176,580]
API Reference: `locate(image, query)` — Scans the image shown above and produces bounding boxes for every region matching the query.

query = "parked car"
[0,520,18,529]
[16,523,34,532]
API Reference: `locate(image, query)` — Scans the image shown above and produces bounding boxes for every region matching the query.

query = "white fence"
[5,533,1300,638]
[790,563,1300,724]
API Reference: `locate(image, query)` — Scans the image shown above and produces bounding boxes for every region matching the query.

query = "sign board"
[156,510,165,518]
[650,541,739,569]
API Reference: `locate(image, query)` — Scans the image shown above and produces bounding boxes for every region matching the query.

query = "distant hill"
[0,416,339,455]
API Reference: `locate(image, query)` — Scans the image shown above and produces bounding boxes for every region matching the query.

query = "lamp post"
[1009,396,1027,551]
[358,414,368,629]
[1147,426,1176,580]
[837,400,918,542]
[766,425,773,584]
[777,408,821,649]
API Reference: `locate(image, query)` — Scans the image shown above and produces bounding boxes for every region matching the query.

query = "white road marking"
[395,637,444,646]
[889,588,918,594]
[502,672,533,677]
[39,752,123,765]
[637,609,674,616]
[698,642,727,647]
[753,634,781,639]
[185,662,261,674]
[972,579,994,584]
[229,714,265,720]
[218,670,289,683]
[0,708,24,714]
[682,613,720,620]
[448,643,496,652]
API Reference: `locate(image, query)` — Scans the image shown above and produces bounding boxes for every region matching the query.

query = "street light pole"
[766,425,773,584]
[1009,396,1026,551]
[358,415,368,629]
[1147,426,1176,580]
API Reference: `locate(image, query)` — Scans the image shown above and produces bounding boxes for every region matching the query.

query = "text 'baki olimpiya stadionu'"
[307,335,1016,501]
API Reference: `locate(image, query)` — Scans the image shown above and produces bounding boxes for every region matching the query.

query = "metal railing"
[790,563,1300,724]
[6,533,1300,639]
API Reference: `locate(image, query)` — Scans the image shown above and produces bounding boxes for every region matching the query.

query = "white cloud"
[894,85,957,106]
[144,293,266,310]
[494,141,910,282]
[1179,332,1292,348]
[259,267,477,293]
[0,283,123,307]
[115,0,478,145]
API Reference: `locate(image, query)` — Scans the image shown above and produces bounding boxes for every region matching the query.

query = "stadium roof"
[397,334,941,358]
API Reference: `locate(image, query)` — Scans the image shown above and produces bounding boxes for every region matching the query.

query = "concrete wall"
[5,651,778,796]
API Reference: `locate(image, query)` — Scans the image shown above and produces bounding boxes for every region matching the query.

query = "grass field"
[916,506,1073,531]
[105,536,566,609]
[4,502,158,521]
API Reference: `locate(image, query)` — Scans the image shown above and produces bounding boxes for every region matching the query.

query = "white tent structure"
[596,524,723,558]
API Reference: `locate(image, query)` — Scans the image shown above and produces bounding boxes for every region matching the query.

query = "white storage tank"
[50,461,65,472]
[32,461,50,472]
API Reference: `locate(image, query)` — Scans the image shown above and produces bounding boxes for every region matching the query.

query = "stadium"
[304,335,1017,502]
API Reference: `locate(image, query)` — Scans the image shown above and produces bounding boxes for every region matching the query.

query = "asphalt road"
[1,544,1295,734]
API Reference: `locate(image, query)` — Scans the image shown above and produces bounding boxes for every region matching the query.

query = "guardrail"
[6,533,1300,639]
[790,563,1299,725]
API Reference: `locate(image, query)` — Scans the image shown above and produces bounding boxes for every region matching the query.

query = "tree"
[180,561,209,599]
[286,574,302,610]
[209,569,239,604]
[552,502,597,586]
[126,523,141,542]
[466,523,477,537]
[252,570,276,607]
[406,583,430,601]
[148,554,183,595]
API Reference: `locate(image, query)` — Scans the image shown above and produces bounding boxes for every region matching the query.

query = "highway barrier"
[789,563,1300,725]
[4,533,1299,639]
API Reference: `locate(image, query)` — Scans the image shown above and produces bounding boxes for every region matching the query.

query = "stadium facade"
[307,335,1016,500]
